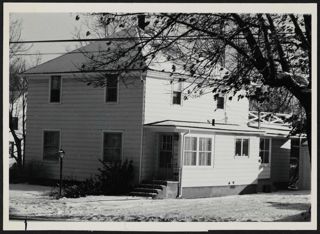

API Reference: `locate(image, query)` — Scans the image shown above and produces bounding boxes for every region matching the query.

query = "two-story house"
[22,29,293,198]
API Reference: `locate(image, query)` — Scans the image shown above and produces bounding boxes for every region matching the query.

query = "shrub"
[10,160,49,184]
[58,159,134,198]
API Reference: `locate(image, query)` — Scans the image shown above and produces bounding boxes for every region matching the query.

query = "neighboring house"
[22,29,308,198]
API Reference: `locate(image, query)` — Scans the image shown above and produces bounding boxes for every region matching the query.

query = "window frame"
[234,137,250,157]
[259,137,272,166]
[49,76,62,104]
[183,134,214,167]
[42,129,61,162]
[101,130,124,162]
[104,74,119,104]
[171,81,183,106]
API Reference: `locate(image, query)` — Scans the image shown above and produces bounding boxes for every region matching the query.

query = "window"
[10,116,18,130]
[259,138,271,164]
[103,132,122,162]
[105,75,118,102]
[217,96,224,109]
[172,91,182,105]
[184,136,213,166]
[235,138,249,157]
[43,131,60,161]
[50,76,61,103]
[172,81,183,105]
[199,137,212,166]
[184,137,197,166]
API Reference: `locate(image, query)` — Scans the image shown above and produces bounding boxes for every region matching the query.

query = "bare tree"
[9,16,32,169]
[74,13,311,157]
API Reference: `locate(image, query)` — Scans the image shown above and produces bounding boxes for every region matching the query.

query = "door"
[158,134,174,180]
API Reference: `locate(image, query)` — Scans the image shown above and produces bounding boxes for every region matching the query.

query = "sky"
[10,13,82,67]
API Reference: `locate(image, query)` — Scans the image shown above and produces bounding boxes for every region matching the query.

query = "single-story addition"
[21,29,306,198]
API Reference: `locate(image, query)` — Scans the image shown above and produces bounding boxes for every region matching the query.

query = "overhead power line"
[9,33,297,44]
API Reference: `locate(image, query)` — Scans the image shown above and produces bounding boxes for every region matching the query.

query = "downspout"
[138,72,146,183]
[177,129,190,198]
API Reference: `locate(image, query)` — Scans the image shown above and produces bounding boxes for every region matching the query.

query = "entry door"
[158,134,174,180]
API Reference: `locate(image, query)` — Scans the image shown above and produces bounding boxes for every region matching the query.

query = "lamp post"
[58,149,65,198]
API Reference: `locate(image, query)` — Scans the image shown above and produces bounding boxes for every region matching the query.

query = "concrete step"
[133,187,162,194]
[142,180,168,186]
[129,191,157,198]
[137,184,165,190]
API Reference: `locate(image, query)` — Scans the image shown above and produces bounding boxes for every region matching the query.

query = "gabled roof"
[24,28,142,75]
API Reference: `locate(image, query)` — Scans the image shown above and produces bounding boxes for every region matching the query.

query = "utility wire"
[9,32,297,44]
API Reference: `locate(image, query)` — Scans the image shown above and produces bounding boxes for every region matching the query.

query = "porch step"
[137,184,166,190]
[129,191,158,198]
[133,187,162,194]
[142,180,168,186]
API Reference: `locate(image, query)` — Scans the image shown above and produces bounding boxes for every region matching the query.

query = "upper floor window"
[217,96,224,109]
[184,136,213,166]
[172,81,183,105]
[10,116,18,130]
[259,138,271,164]
[50,76,61,103]
[43,130,60,161]
[103,132,122,162]
[105,74,118,103]
[235,138,249,157]
[172,91,182,105]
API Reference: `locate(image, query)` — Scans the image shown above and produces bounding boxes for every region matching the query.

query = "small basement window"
[105,74,118,103]
[43,131,60,161]
[50,76,61,103]
[235,138,249,157]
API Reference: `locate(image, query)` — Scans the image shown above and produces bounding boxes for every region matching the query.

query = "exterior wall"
[144,72,249,125]
[270,137,290,184]
[25,75,144,182]
[181,132,260,188]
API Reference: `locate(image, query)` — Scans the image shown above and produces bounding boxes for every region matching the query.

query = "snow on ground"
[9,183,310,222]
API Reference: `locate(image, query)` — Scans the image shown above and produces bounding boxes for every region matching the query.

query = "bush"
[57,159,134,198]
[10,161,49,184]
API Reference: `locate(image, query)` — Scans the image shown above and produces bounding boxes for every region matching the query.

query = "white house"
[22,29,297,198]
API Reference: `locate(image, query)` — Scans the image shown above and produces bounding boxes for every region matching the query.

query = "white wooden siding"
[25,76,144,181]
[144,73,249,125]
[270,138,290,183]
[181,133,260,187]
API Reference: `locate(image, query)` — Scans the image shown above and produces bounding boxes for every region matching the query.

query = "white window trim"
[42,129,61,162]
[104,76,120,104]
[171,81,184,106]
[260,137,272,167]
[101,130,124,162]
[234,137,250,158]
[48,76,62,104]
[183,134,214,168]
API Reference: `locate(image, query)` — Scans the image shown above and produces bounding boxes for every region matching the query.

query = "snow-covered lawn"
[9,183,310,222]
